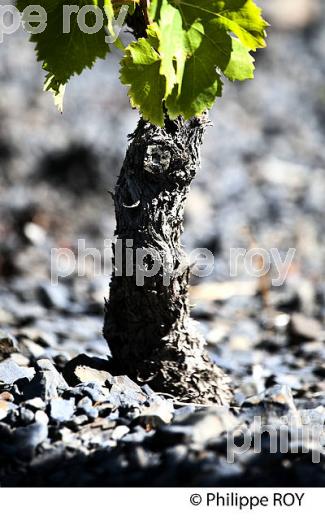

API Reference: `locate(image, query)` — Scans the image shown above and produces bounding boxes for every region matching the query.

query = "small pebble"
[25,397,46,410]
[0,391,14,402]
[19,407,35,425]
[50,398,75,422]
[111,425,130,441]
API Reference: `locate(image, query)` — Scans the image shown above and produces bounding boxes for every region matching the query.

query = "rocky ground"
[1,0,325,486]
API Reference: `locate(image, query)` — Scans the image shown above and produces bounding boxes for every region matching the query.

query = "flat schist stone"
[62,354,113,387]
[0,358,35,385]
[74,366,112,386]
[36,359,68,390]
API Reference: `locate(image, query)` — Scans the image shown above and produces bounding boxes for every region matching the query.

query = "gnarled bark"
[104,116,231,404]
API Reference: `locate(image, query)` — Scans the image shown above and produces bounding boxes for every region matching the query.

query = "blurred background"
[1,0,325,400]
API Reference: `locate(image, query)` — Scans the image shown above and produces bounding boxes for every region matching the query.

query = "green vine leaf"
[121,0,266,124]
[120,26,166,126]
[17,0,267,123]
[16,0,118,107]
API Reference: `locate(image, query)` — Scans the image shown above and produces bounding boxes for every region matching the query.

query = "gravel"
[0,0,325,486]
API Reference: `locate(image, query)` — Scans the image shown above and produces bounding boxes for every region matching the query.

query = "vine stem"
[140,0,150,27]
[104,116,232,405]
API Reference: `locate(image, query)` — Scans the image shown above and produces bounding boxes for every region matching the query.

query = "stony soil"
[0,0,325,486]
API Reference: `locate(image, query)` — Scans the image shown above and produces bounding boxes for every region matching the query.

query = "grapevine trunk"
[104,116,231,404]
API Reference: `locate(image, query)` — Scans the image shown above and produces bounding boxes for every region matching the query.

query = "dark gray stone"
[173,405,197,422]
[25,397,46,410]
[243,384,298,413]
[77,396,99,419]
[36,359,68,391]
[50,398,75,422]
[0,358,35,385]
[21,338,46,360]
[152,424,192,447]
[0,421,48,459]
[65,382,110,403]
[121,425,147,444]
[163,445,188,464]
[0,330,20,360]
[14,422,48,457]
[37,282,70,310]
[109,375,147,407]
[111,425,130,440]
[290,313,323,341]
[153,410,238,447]
[67,414,89,429]
[19,407,35,425]
[22,359,68,401]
